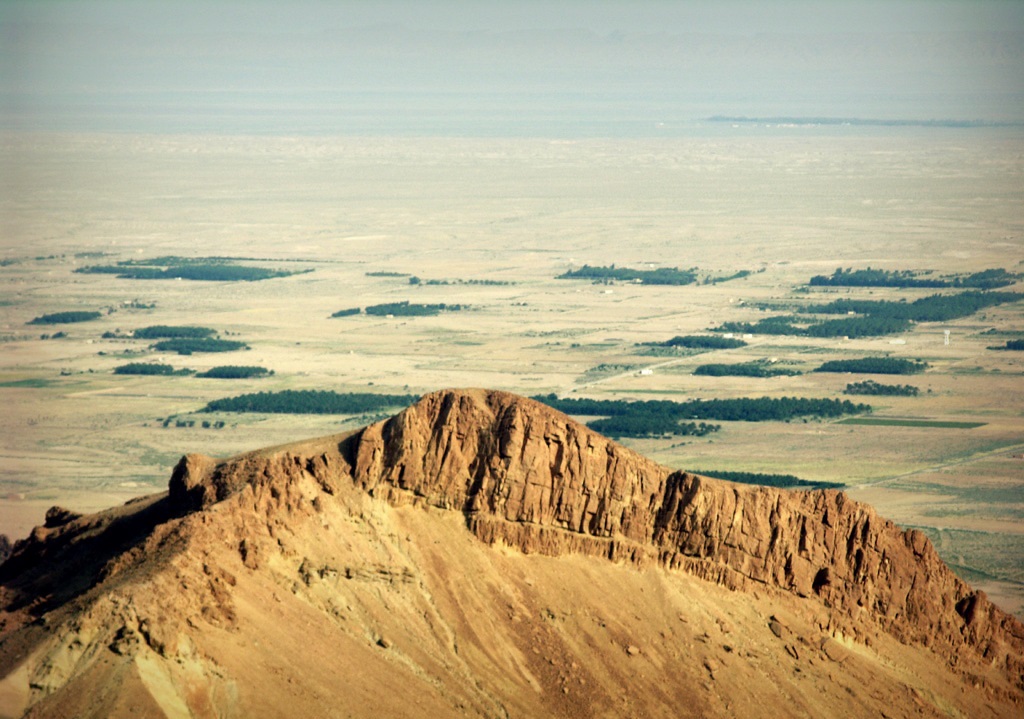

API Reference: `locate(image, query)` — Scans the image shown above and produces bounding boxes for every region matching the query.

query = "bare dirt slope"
[1,389,1021,718]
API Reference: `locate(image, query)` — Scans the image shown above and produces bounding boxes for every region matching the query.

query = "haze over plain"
[2,0,1024,134]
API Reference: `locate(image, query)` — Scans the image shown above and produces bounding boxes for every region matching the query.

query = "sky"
[2,0,1023,135]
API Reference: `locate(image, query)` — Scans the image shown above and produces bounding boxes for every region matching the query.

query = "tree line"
[815,357,928,375]
[694,361,800,378]
[28,311,102,325]
[77,260,305,282]
[332,301,466,318]
[532,394,870,438]
[114,363,270,378]
[644,335,748,350]
[151,338,249,355]
[843,380,919,396]
[809,267,1019,290]
[557,265,697,285]
[203,390,419,414]
[716,291,1022,339]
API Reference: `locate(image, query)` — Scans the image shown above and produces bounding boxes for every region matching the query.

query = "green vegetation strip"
[809,267,1019,290]
[203,390,419,414]
[28,311,102,325]
[114,363,190,376]
[717,290,1023,339]
[691,469,843,491]
[332,301,466,318]
[152,338,248,355]
[815,357,928,375]
[989,339,1024,351]
[133,325,217,339]
[844,380,919,396]
[534,394,869,439]
[642,335,747,350]
[838,418,985,429]
[76,256,309,282]
[196,366,272,379]
[557,265,697,285]
[694,361,800,378]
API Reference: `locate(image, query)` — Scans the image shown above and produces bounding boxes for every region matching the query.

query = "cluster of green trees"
[151,338,249,355]
[809,267,1019,289]
[365,271,410,277]
[810,268,945,288]
[644,335,748,350]
[694,361,801,378]
[113,362,189,376]
[708,270,752,284]
[196,366,271,379]
[557,264,697,285]
[815,357,928,375]
[332,302,466,318]
[717,315,912,339]
[691,469,844,490]
[533,394,869,434]
[77,257,306,282]
[717,291,1022,339]
[161,417,227,429]
[133,325,217,339]
[843,380,919,396]
[408,276,512,286]
[203,390,419,414]
[806,291,1022,323]
[674,396,870,421]
[113,362,269,378]
[365,301,464,316]
[588,416,719,439]
[989,339,1024,351]
[28,311,102,325]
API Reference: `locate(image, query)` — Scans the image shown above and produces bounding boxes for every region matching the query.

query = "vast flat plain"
[2,128,1022,613]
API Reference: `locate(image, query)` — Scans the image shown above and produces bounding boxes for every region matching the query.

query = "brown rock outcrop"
[348,389,1024,691]
[2,387,1022,717]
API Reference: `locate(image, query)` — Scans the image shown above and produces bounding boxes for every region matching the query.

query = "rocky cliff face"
[346,389,1024,690]
[2,388,1023,717]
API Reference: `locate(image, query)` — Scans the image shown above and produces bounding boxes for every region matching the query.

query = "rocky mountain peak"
[1,388,1021,717]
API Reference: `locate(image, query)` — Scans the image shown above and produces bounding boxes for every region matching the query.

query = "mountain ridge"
[1,388,1022,717]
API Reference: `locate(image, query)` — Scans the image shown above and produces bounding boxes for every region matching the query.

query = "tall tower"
[944,330,951,346]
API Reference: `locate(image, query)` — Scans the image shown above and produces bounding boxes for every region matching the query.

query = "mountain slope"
[1,388,1021,718]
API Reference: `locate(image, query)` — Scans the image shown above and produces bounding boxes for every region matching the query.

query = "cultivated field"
[2,128,1022,613]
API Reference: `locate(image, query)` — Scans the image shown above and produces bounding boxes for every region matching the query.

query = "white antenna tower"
[944,330,951,346]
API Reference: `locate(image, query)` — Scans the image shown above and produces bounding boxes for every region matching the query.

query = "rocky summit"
[1,389,1022,718]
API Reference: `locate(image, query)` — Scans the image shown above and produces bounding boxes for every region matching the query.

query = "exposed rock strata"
[349,389,1024,690]
[2,387,1023,716]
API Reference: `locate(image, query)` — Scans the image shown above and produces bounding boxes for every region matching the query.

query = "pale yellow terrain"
[1,129,1022,614]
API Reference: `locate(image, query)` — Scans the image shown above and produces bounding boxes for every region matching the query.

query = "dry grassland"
[1,129,1022,613]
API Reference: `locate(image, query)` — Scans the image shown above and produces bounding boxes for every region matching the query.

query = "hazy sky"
[2,0,1023,134]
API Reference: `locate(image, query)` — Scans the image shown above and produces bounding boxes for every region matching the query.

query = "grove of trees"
[557,265,697,285]
[533,393,869,438]
[28,311,102,325]
[151,338,249,355]
[843,380,920,396]
[814,358,928,375]
[203,390,419,414]
[196,366,271,379]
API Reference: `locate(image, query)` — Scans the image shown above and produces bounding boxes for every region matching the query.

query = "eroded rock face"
[350,389,1024,690]
[4,387,1022,709]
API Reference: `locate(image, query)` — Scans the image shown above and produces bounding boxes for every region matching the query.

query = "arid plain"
[2,127,1022,615]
